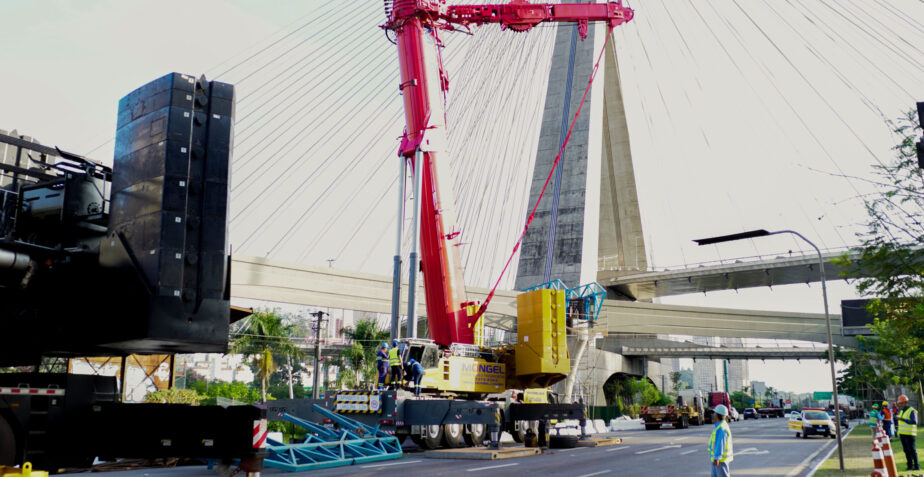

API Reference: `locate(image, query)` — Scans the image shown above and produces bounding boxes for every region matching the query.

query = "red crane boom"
[384,1,633,347]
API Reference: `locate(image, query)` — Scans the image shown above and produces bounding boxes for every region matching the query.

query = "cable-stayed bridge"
[183,0,920,398]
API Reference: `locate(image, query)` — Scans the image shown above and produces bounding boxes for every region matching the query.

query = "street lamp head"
[693,229,771,246]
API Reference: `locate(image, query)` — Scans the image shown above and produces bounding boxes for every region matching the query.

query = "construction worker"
[881,400,894,438]
[388,340,403,390]
[708,404,734,477]
[376,343,389,390]
[870,403,882,430]
[407,358,425,397]
[897,394,919,471]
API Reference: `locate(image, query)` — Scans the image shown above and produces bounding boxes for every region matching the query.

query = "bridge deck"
[230,255,855,346]
[598,249,859,300]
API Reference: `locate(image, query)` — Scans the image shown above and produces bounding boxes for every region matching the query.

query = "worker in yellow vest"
[388,340,403,390]
[897,394,919,471]
[708,404,734,477]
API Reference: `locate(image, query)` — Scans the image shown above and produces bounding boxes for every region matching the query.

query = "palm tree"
[231,309,303,402]
[338,318,390,390]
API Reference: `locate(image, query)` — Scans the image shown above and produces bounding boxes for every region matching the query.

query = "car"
[826,409,849,429]
[730,407,740,421]
[790,408,836,439]
[743,408,759,420]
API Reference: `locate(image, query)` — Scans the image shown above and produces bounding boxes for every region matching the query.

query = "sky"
[1,0,923,394]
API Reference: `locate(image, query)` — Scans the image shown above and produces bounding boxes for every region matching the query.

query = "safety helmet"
[714,404,729,416]
[392,339,398,346]
[407,358,416,365]
[898,395,909,404]
[381,343,388,348]
[873,403,880,408]
[883,401,889,407]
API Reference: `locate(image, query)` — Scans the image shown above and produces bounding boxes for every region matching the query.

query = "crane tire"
[464,424,487,447]
[0,414,15,466]
[442,423,465,448]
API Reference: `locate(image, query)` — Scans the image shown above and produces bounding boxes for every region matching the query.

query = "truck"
[703,392,732,422]
[826,395,861,419]
[270,0,636,450]
[640,390,705,430]
[758,398,786,418]
[0,73,266,475]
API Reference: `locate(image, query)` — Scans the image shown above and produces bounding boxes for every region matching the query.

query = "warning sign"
[334,392,383,414]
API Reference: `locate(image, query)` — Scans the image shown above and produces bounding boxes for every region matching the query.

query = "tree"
[187,377,261,405]
[231,309,304,402]
[143,388,203,405]
[836,110,924,405]
[730,391,753,411]
[335,318,390,390]
[669,371,682,396]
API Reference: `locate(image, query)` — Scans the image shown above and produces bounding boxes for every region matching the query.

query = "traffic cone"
[873,442,887,477]
[880,436,899,477]
[871,472,885,477]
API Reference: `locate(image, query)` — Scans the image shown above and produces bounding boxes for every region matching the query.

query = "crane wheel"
[415,424,443,449]
[514,420,539,443]
[464,424,488,447]
[442,423,465,448]
[0,415,15,466]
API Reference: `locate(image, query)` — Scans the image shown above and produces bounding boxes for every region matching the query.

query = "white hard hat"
[714,404,729,416]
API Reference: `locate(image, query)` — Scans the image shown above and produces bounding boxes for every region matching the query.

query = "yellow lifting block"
[2,463,49,477]
[515,289,569,377]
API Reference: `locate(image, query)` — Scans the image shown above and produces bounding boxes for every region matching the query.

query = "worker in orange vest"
[881,400,894,438]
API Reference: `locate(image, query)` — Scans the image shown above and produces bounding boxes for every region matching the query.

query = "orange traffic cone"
[873,442,887,476]
[880,435,899,477]
[871,472,885,477]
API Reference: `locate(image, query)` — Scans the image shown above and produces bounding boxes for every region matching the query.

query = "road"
[61,417,855,477]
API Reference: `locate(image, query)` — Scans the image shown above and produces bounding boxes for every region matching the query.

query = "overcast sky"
[2,0,922,394]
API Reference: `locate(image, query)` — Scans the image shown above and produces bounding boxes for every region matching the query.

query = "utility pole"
[310,310,328,399]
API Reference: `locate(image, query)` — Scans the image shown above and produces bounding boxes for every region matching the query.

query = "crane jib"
[386,1,634,347]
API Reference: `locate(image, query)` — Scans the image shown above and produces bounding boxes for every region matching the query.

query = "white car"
[730,407,741,421]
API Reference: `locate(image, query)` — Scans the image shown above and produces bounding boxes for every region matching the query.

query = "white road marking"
[671,437,690,442]
[795,424,856,477]
[634,445,681,454]
[680,449,698,455]
[577,471,611,477]
[467,463,519,472]
[737,449,770,456]
[360,459,422,469]
[605,446,631,452]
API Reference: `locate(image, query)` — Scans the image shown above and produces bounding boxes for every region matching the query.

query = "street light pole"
[693,229,844,470]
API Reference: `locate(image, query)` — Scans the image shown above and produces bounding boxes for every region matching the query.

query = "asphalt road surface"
[62,417,856,477]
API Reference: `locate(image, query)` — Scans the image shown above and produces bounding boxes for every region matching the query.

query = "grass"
[815,425,924,477]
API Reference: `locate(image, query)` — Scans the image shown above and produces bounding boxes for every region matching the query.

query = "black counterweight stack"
[101,72,234,353]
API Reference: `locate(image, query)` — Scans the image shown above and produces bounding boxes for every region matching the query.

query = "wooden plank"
[424,446,541,460]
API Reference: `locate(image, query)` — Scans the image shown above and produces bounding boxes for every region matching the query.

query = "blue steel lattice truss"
[520,280,606,322]
[263,405,402,472]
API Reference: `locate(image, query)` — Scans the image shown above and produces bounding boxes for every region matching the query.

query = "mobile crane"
[270,0,635,450]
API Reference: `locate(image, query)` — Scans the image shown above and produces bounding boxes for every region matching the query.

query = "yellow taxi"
[789,408,836,439]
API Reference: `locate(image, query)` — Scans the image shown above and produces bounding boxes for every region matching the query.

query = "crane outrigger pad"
[263,406,402,472]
